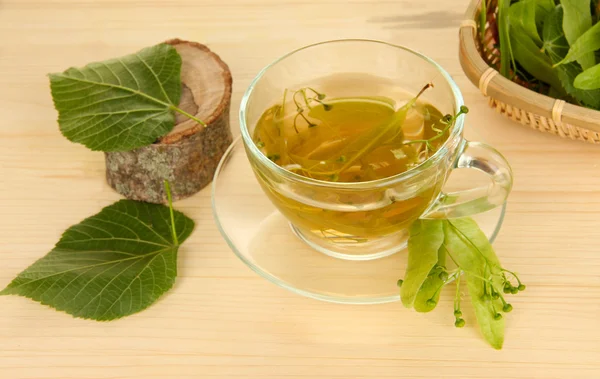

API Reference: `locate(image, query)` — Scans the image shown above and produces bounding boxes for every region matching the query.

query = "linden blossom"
[398,218,526,350]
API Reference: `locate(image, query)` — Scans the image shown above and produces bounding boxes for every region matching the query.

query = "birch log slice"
[105,39,233,203]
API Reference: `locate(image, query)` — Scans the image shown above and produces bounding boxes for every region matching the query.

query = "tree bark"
[105,39,233,203]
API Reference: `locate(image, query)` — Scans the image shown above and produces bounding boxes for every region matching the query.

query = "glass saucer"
[211,137,506,304]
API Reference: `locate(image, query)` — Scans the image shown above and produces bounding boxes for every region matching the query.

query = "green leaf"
[543,7,571,61]
[414,245,446,313]
[543,6,600,108]
[401,220,444,308]
[535,2,553,35]
[555,17,600,66]
[509,0,543,46]
[444,219,501,268]
[560,0,595,70]
[574,62,600,88]
[0,199,195,320]
[498,0,515,77]
[466,275,505,350]
[538,0,557,13]
[443,219,504,349]
[510,24,563,90]
[49,43,184,152]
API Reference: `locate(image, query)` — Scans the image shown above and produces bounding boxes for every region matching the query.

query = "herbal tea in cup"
[240,40,513,260]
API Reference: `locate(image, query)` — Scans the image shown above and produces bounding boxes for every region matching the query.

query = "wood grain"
[1,0,599,378]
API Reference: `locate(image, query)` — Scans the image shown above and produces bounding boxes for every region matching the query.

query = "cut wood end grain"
[105,39,233,203]
[160,38,233,144]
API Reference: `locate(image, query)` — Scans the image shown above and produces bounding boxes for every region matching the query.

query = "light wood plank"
[1,0,599,378]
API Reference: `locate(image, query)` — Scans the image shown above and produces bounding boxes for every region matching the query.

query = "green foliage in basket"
[483,0,600,109]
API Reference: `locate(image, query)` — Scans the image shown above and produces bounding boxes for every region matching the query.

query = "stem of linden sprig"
[169,105,207,127]
[163,180,179,246]
[292,88,331,131]
[397,237,517,327]
[443,246,514,318]
[454,272,465,327]
[426,266,460,307]
[446,220,525,294]
[502,269,526,291]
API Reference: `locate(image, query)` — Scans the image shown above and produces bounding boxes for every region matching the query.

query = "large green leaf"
[401,220,444,308]
[543,6,600,108]
[560,0,595,70]
[0,199,194,320]
[49,43,183,152]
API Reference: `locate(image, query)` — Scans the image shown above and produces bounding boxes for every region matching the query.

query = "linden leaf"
[0,199,194,321]
[49,43,183,152]
[401,220,444,308]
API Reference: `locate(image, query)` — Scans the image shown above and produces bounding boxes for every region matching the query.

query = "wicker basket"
[459,0,600,143]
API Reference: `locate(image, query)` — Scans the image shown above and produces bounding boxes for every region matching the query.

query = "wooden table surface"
[1,0,599,378]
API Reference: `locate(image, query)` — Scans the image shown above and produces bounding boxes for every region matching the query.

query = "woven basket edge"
[458,0,600,134]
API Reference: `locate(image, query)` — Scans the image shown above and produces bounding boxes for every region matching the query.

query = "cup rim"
[239,38,465,189]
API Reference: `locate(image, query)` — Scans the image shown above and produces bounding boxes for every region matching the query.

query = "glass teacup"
[240,40,512,260]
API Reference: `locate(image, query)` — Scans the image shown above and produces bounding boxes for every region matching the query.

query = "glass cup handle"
[421,140,513,219]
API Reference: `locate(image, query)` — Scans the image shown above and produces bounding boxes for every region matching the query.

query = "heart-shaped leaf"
[49,43,183,152]
[0,199,194,320]
[511,24,562,90]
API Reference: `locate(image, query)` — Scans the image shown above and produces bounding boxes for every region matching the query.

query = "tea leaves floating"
[254,82,456,183]
[254,81,473,186]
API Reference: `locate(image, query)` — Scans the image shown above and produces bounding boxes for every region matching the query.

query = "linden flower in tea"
[253,83,464,182]
[251,75,468,238]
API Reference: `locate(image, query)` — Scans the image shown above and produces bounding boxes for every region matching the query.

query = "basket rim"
[459,0,600,133]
